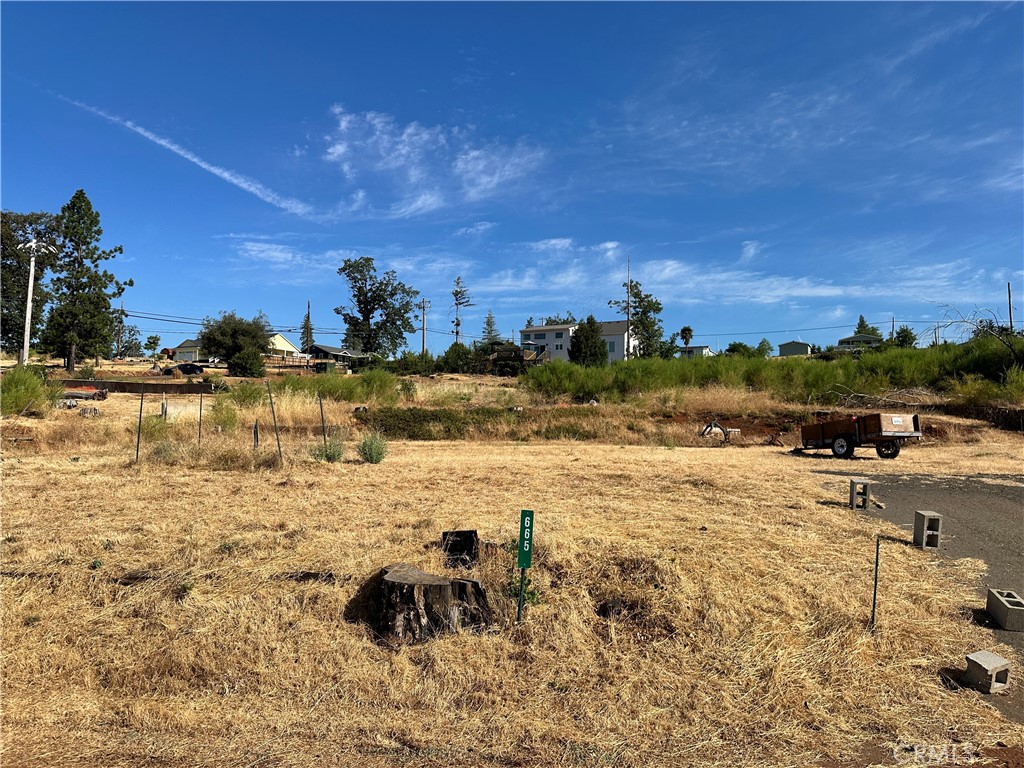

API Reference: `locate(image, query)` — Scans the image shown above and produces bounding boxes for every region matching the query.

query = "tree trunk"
[369,563,491,644]
[67,343,76,372]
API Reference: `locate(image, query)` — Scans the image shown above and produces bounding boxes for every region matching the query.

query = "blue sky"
[3,2,1021,355]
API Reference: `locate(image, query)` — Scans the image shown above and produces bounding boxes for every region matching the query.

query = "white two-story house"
[519,320,639,363]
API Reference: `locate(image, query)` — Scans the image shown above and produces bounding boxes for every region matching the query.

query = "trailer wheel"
[831,435,855,459]
[875,441,900,459]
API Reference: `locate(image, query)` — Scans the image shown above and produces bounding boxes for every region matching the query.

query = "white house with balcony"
[518,320,639,363]
[678,345,716,359]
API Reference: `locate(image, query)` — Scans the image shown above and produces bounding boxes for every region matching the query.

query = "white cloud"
[740,240,763,263]
[323,105,543,215]
[526,238,575,251]
[454,221,497,237]
[453,143,544,201]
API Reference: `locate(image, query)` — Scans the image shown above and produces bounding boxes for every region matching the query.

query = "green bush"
[77,364,96,380]
[208,397,240,431]
[357,432,388,464]
[360,369,399,404]
[228,347,266,377]
[0,366,63,417]
[355,406,512,440]
[228,381,266,408]
[310,438,345,463]
[398,378,417,401]
[1002,365,1024,404]
[139,415,170,441]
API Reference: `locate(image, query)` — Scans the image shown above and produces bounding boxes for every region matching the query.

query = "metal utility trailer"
[799,413,921,459]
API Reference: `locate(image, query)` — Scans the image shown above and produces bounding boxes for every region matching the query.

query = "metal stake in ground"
[266,381,283,466]
[318,391,327,450]
[135,383,145,464]
[198,390,204,448]
[517,509,535,623]
[253,419,259,449]
[869,536,881,630]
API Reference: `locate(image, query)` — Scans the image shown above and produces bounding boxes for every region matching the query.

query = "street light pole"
[20,249,37,366]
[19,239,54,366]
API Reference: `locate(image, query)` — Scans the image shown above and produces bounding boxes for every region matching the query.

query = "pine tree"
[40,190,132,371]
[451,276,474,345]
[301,300,315,352]
[568,315,608,367]
[481,310,502,345]
[854,315,882,337]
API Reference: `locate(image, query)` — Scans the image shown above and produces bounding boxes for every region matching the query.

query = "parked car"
[163,363,205,376]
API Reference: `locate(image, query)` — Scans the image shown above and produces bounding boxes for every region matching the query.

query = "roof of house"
[838,333,884,343]
[780,340,811,347]
[598,320,629,335]
[309,343,371,358]
[174,338,201,349]
[520,323,576,332]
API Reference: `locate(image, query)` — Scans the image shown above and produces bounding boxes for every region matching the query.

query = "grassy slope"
[2,424,1022,767]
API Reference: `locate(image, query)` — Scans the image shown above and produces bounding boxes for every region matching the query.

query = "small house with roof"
[837,333,883,350]
[778,341,812,357]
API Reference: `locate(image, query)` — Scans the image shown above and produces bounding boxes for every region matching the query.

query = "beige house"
[267,333,302,358]
[172,339,204,362]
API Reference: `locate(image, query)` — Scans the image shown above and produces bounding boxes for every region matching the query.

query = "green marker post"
[517,509,534,623]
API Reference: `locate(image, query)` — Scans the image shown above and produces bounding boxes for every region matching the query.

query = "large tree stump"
[370,563,491,644]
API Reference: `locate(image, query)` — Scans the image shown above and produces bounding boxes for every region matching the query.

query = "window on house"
[535,333,546,340]
[522,334,531,341]
[555,343,563,351]
[607,341,616,354]
[555,332,563,339]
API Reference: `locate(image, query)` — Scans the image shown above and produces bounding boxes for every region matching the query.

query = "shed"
[778,341,812,357]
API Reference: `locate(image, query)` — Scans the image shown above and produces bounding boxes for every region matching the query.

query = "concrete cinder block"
[964,650,1011,693]
[987,589,1024,632]
[913,511,942,550]
[849,479,871,510]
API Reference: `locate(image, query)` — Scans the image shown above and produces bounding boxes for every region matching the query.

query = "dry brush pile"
[2,426,1022,767]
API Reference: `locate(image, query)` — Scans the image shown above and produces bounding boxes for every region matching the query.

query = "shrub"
[310,438,345,463]
[398,378,417,401]
[139,415,170,441]
[1,366,63,417]
[202,373,229,393]
[1002,365,1024,404]
[207,397,240,431]
[360,369,399,404]
[77,364,96,380]
[229,381,266,408]
[228,347,266,377]
[948,374,1001,406]
[357,432,388,463]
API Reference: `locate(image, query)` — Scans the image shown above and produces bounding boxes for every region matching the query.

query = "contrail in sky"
[62,96,316,220]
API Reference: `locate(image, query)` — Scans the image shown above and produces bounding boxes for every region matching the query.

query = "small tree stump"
[371,563,491,644]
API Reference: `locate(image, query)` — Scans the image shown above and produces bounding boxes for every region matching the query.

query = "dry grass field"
[2,390,1023,767]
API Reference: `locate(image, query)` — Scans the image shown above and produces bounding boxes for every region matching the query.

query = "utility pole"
[419,299,429,355]
[891,317,895,340]
[19,239,56,366]
[1009,282,1014,333]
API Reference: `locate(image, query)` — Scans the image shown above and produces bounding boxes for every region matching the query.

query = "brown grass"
[2,394,1023,767]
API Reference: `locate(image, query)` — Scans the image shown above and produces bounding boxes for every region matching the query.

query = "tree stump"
[371,563,491,644]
